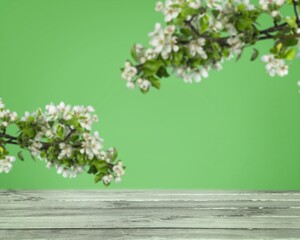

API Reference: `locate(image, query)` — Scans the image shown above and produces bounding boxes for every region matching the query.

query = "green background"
[0,0,300,189]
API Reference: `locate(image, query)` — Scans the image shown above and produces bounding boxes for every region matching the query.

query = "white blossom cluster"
[261,54,289,77]
[150,24,179,59]
[22,102,99,159]
[122,62,153,91]
[155,0,202,22]
[121,0,250,89]
[102,161,125,184]
[80,131,103,160]
[175,66,209,83]
[55,164,84,179]
[0,156,16,174]
[123,0,300,93]
[0,98,18,129]
[0,100,125,185]
[259,0,285,17]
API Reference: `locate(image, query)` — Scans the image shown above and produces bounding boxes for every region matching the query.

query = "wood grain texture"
[0,190,299,239]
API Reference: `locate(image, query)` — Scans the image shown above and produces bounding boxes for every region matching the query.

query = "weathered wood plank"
[1,229,300,239]
[2,190,300,202]
[1,214,300,229]
[1,191,299,239]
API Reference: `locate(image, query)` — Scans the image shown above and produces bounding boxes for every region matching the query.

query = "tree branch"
[293,0,300,24]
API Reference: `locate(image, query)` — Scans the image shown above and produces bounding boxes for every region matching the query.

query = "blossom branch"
[0,99,125,185]
[121,0,300,93]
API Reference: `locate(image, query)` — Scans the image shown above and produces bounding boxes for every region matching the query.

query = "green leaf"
[148,76,161,90]
[17,151,25,161]
[109,147,118,162]
[236,49,244,62]
[236,17,252,31]
[173,50,184,66]
[87,165,98,174]
[22,127,36,138]
[180,27,192,37]
[211,10,220,18]
[283,38,299,47]
[143,60,163,76]
[56,124,65,140]
[250,48,259,61]
[199,15,209,33]
[237,4,246,11]
[284,48,296,60]
[286,17,298,29]
[131,44,140,62]
[93,161,108,171]
[156,66,170,78]
[94,172,105,183]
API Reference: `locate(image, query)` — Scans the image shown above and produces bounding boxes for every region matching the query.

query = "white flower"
[225,23,238,36]
[211,20,223,32]
[189,0,201,9]
[143,48,158,63]
[277,63,288,77]
[0,99,5,109]
[121,61,137,82]
[213,62,223,71]
[137,78,151,91]
[261,54,289,77]
[45,130,54,138]
[98,151,108,160]
[271,10,280,18]
[79,116,92,131]
[46,161,54,169]
[80,131,103,160]
[234,0,255,10]
[102,174,113,185]
[62,169,70,178]
[21,111,32,121]
[189,38,207,58]
[126,81,135,90]
[34,132,44,141]
[0,156,16,174]
[57,165,64,174]
[73,105,84,116]
[163,0,182,22]
[206,0,223,10]
[150,24,179,59]
[29,141,43,157]
[57,102,71,113]
[155,1,164,11]
[58,143,73,160]
[150,33,166,53]
[164,25,176,35]
[92,114,99,123]
[297,80,300,93]
[259,0,285,10]
[113,164,125,177]
[115,177,122,183]
[45,103,59,120]
[86,106,95,113]
[175,67,209,84]
[9,112,18,122]
[149,23,163,38]
[56,165,82,179]
[227,36,244,55]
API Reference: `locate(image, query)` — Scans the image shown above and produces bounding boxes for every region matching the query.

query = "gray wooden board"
[0,190,300,239]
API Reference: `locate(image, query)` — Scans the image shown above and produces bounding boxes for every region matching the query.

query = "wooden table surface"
[1,190,300,239]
